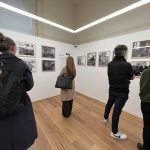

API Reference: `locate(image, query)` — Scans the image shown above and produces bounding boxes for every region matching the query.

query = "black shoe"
[137,143,143,150]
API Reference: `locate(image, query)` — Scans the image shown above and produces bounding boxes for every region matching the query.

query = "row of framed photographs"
[77,51,110,66]
[22,59,55,72]
[77,52,150,77]
[16,41,55,58]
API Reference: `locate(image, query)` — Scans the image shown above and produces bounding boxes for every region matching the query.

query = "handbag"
[55,76,72,89]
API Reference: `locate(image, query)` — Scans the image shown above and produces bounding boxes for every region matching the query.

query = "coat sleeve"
[19,60,34,91]
[127,63,134,80]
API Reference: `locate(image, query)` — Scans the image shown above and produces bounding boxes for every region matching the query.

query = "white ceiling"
[70,0,85,4]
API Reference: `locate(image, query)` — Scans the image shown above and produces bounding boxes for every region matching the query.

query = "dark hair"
[114,45,128,56]
[0,32,15,52]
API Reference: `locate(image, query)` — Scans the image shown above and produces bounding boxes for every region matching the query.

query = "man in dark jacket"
[104,45,134,140]
[137,67,150,150]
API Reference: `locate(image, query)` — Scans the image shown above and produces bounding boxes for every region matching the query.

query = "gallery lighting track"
[0,0,150,33]
[0,2,74,33]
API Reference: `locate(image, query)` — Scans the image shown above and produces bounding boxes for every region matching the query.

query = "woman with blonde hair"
[59,56,76,117]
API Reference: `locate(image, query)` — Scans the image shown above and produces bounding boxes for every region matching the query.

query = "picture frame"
[42,60,55,71]
[132,40,150,58]
[87,52,96,66]
[98,51,110,66]
[77,56,86,66]
[131,61,150,77]
[16,41,36,57]
[23,59,37,73]
[42,46,55,58]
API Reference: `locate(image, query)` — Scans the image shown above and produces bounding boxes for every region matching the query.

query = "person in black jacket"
[0,32,37,150]
[103,45,134,140]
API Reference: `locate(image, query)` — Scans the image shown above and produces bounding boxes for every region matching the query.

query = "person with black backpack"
[0,32,37,150]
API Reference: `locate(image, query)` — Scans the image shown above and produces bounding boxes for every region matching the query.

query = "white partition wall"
[0,28,73,101]
[73,29,150,118]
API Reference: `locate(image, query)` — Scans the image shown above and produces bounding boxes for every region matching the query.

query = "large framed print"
[77,56,86,66]
[87,52,96,66]
[42,60,55,71]
[98,51,110,66]
[132,40,150,58]
[131,61,150,77]
[42,46,55,58]
[23,59,37,73]
[17,42,36,57]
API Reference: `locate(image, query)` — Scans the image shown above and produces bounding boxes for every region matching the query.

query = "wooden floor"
[33,92,143,150]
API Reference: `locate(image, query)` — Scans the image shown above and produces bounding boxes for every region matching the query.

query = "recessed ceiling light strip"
[74,0,150,33]
[0,2,74,33]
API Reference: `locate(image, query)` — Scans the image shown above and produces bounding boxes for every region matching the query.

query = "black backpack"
[0,57,25,118]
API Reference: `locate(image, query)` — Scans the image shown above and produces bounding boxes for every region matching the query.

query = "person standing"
[104,45,134,140]
[137,67,150,150]
[59,56,76,117]
[0,32,37,150]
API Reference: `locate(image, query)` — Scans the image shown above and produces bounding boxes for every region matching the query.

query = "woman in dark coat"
[0,33,37,150]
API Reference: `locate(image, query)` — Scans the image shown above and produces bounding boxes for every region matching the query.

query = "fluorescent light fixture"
[0,2,74,33]
[74,0,150,33]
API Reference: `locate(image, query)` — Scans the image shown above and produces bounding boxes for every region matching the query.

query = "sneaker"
[137,143,143,150]
[111,132,127,140]
[103,118,109,123]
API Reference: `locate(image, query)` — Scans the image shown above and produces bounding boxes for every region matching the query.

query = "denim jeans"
[104,90,128,133]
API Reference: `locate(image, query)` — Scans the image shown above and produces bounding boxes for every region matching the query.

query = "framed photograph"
[77,56,86,66]
[42,60,55,71]
[131,61,150,77]
[98,51,110,66]
[23,59,37,73]
[87,52,96,66]
[42,46,55,58]
[132,40,150,58]
[17,42,36,57]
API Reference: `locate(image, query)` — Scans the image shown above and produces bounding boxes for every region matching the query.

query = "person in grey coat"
[0,32,37,150]
[59,56,76,117]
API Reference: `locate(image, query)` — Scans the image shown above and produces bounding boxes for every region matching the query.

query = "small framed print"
[77,56,86,66]
[23,59,37,73]
[87,52,96,66]
[42,60,55,71]
[131,61,150,77]
[42,46,55,58]
[98,51,110,66]
[17,41,36,57]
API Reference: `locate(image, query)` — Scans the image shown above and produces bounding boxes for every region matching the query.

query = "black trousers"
[104,90,128,134]
[141,102,150,150]
[62,100,73,117]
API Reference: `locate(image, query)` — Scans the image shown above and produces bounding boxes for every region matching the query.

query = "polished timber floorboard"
[33,93,142,150]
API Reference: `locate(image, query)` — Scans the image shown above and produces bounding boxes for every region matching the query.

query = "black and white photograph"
[77,56,86,66]
[131,61,150,76]
[98,51,110,66]
[42,46,55,58]
[42,60,55,71]
[132,40,150,58]
[133,40,150,48]
[23,59,37,72]
[87,52,96,66]
[17,41,36,57]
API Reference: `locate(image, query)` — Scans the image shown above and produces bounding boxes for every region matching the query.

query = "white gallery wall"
[73,28,150,118]
[1,27,150,118]
[0,28,74,101]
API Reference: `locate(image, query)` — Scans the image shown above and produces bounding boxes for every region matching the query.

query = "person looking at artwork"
[137,66,150,150]
[59,55,76,117]
[0,32,37,150]
[103,45,134,140]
